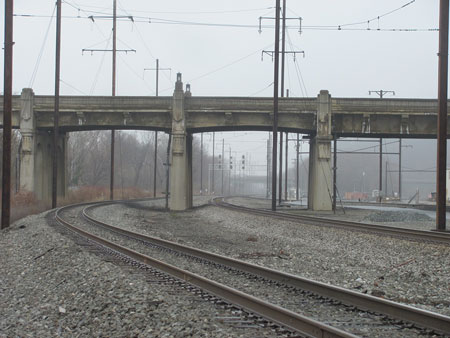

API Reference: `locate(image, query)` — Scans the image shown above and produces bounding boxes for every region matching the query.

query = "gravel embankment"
[92,197,450,318]
[2,196,450,337]
[0,209,277,337]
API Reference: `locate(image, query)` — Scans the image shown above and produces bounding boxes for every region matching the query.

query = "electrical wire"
[117,52,155,95]
[338,0,416,28]
[29,4,56,88]
[60,79,88,95]
[286,30,308,97]
[248,82,273,97]
[13,14,437,33]
[117,1,173,84]
[157,43,274,94]
[341,139,399,153]
[89,30,112,95]
[65,1,273,16]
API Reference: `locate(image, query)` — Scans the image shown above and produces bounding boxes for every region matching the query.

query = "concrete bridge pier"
[308,90,333,211]
[169,74,193,211]
[19,88,67,205]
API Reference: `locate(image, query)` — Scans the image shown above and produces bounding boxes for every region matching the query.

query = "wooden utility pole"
[436,0,449,231]
[82,1,135,201]
[296,133,299,201]
[271,0,281,211]
[200,133,203,194]
[212,132,215,194]
[1,0,13,228]
[110,0,117,200]
[278,0,286,205]
[144,59,171,198]
[52,0,62,209]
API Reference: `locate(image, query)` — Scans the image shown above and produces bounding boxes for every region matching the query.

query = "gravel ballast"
[1,197,450,337]
[92,198,450,317]
[0,210,277,337]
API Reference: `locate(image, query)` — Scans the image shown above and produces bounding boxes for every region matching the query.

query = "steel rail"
[55,203,356,338]
[213,198,450,245]
[81,201,450,335]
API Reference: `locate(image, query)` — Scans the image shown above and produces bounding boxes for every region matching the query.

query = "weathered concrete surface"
[8,87,450,211]
[169,74,193,211]
[308,91,333,211]
[19,89,67,205]
[1,94,448,137]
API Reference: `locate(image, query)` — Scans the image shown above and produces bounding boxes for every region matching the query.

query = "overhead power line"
[14,0,436,33]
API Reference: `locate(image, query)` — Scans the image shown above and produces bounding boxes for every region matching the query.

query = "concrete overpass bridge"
[2,73,446,211]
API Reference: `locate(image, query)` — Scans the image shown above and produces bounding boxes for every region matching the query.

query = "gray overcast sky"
[0,0,440,98]
[0,1,445,196]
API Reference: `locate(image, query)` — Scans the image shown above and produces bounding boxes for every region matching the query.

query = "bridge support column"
[19,88,67,205]
[169,74,193,210]
[308,90,333,211]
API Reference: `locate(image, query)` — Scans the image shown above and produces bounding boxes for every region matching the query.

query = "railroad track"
[54,199,450,337]
[212,197,450,245]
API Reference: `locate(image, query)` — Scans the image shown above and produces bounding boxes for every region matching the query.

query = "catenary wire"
[29,4,57,88]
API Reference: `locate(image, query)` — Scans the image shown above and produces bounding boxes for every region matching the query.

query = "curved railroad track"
[54,199,450,337]
[212,197,450,245]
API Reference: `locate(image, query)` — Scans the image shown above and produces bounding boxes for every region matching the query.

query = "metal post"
[110,0,117,201]
[379,138,383,201]
[267,139,270,198]
[296,133,299,201]
[281,0,286,97]
[271,0,281,211]
[279,0,287,204]
[156,59,159,97]
[385,161,388,198]
[221,138,224,195]
[51,0,62,209]
[229,147,231,195]
[1,0,13,228]
[153,131,157,197]
[285,132,288,200]
[153,59,159,198]
[333,134,337,212]
[437,0,449,231]
[279,131,283,203]
[212,132,215,194]
[399,138,402,200]
[200,133,203,194]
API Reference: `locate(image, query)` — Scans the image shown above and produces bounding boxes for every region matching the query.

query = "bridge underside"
[6,78,447,211]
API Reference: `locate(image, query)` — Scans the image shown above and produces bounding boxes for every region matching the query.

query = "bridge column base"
[169,132,193,211]
[308,136,333,211]
[308,90,333,211]
[19,88,67,206]
[169,73,193,211]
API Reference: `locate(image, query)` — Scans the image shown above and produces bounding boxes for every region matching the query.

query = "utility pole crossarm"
[369,90,395,98]
[82,48,136,54]
[259,16,302,34]
[262,50,305,61]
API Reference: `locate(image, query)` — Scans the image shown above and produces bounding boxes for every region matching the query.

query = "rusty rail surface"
[55,201,356,338]
[79,200,450,335]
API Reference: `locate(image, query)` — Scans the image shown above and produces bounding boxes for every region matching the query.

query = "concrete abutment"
[19,88,67,205]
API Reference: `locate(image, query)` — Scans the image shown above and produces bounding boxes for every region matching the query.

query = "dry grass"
[62,186,149,205]
[1,186,151,225]
[6,191,48,224]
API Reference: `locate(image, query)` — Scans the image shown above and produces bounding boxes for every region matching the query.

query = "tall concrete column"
[19,88,67,205]
[169,74,193,210]
[19,88,35,195]
[308,90,333,211]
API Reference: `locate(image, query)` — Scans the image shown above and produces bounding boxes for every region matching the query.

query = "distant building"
[344,191,369,201]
